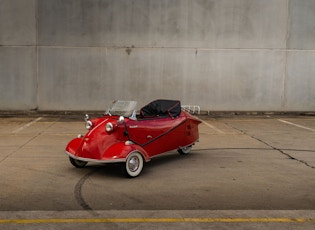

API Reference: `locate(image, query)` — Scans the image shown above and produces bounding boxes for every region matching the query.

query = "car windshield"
[105,100,137,118]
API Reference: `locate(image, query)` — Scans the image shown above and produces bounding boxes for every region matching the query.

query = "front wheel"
[122,151,144,178]
[69,157,88,168]
[178,145,192,155]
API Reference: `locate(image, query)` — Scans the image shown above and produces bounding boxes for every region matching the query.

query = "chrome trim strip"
[65,151,126,163]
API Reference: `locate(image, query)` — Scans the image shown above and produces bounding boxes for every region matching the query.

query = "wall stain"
[126,45,134,55]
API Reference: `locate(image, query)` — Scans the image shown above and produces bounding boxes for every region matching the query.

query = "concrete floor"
[0,114,314,229]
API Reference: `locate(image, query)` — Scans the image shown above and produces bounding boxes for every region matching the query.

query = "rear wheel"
[122,152,144,178]
[178,145,192,155]
[69,157,88,168]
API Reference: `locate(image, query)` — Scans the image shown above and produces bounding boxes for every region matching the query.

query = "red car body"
[65,99,201,177]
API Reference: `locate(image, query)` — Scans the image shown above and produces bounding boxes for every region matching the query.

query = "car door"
[127,115,187,156]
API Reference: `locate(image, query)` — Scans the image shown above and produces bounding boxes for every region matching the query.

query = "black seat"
[140,99,181,118]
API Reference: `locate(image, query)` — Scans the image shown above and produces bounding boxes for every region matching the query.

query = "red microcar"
[65,99,201,177]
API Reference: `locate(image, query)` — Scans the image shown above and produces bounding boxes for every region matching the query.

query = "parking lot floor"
[0,114,314,229]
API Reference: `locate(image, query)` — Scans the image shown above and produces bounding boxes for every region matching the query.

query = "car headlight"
[85,120,93,130]
[105,122,114,132]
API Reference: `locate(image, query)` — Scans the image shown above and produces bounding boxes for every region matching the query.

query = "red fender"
[102,142,151,162]
[65,137,82,155]
[65,138,151,163]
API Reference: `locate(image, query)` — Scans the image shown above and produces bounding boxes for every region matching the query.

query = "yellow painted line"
[0,218,314,224]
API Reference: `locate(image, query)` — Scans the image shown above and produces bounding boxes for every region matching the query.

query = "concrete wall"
[1,0,314,112]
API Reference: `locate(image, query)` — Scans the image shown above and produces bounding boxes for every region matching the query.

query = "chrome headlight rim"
[85,120,93,130]
[105,122,114,132]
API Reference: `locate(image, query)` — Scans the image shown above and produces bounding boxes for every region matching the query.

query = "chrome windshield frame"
[105,100,138,119]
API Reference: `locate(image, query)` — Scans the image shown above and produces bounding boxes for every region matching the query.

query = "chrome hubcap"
[128,156,139,172]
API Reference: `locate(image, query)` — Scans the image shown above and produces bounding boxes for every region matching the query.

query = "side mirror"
[118,116,125,124]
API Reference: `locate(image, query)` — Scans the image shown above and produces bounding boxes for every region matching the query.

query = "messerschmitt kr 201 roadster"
[65,99,201,177]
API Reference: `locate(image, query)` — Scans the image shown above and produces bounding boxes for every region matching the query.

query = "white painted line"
[278,119,315,132]
[12,117,43,134]
[199,119,225,134]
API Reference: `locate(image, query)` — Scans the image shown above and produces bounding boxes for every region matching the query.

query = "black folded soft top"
[140,99,181,118]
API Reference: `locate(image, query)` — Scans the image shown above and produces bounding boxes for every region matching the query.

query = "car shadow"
[69,151,201,179]
[147,151,197,167]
